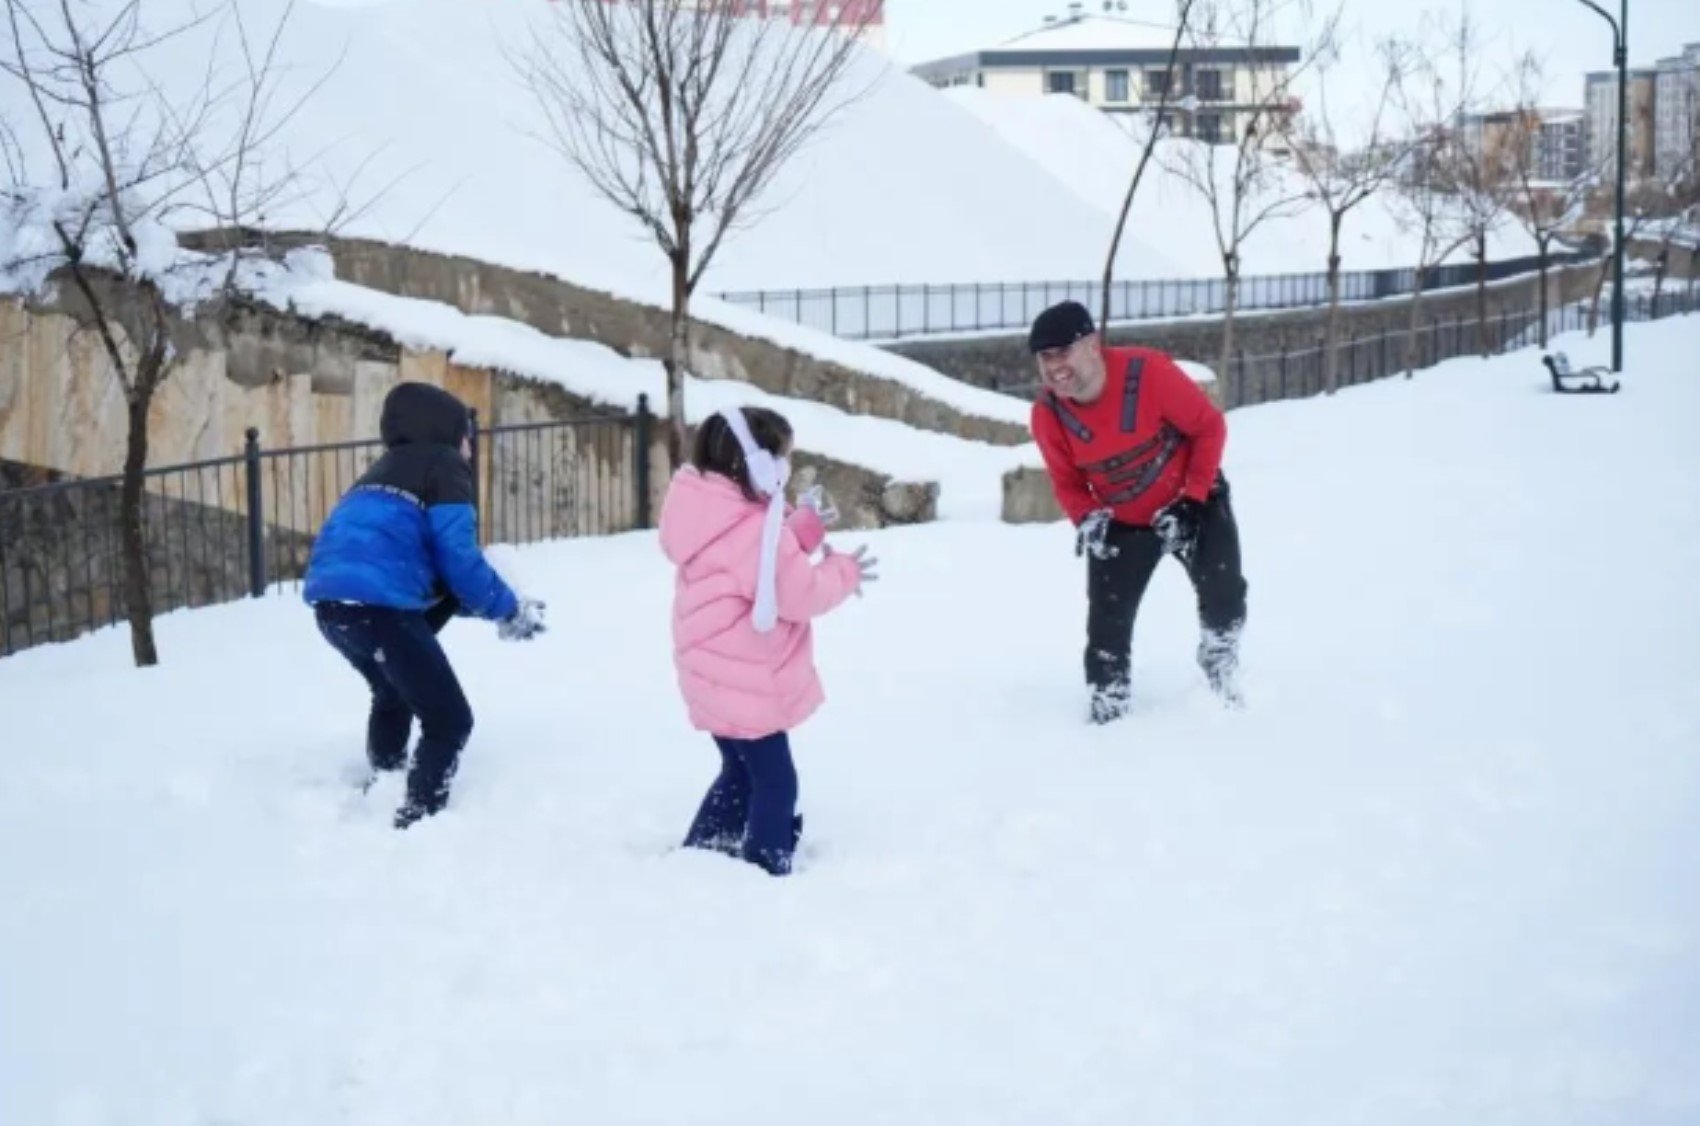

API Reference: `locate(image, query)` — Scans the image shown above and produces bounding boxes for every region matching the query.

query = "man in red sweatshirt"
[1027,300,1248,722]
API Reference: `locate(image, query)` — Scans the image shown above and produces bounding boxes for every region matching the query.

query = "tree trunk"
[1405,272,1427,379]
[120,389,158,668]
[665,254,691,472]
[1474,234,1489,357]
[1219,260,1239,402]
[1323,213,1343,394]
[1587,255,1608,336]
[1536,238,1550,349]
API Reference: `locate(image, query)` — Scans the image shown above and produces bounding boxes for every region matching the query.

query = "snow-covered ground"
[3,316,1697,1126]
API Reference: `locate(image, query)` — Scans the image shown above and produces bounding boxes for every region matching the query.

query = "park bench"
[1542,351,1620,395]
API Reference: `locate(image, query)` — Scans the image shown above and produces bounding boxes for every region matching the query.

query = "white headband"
[718,407,789,632]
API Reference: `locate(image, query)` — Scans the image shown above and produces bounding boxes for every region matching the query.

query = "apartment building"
[1584,68,1658,181]
[1653,44,1700,184]
[911,4,1300,146]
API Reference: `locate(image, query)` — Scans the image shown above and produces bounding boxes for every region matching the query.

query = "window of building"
[1197,69,1225,102]
[1048,70,1078,96]
[1144,69,1172,98]
[1105,69,1130,103]
[1196,113,1224,144]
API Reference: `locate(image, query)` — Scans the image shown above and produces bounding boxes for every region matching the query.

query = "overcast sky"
[885,0,1698,129]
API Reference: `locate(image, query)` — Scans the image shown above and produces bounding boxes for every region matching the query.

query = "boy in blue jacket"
[304,382,546,828]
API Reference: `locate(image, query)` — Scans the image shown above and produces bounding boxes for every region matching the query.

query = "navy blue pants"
[315,599,472,816]
[683,732,799,876]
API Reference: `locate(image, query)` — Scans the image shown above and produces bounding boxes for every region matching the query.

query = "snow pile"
[3,314,1697,1126]
[946,88,1542,278]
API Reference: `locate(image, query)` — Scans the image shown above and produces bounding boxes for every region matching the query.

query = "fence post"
[1279,343,1289,399]
[894,284,903,338]
[634,393,653,530]
[863,286,871,338]
[243,428,265,598]
[468,408,481,544]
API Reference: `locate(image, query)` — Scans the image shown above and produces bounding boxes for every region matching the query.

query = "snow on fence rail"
[715,252,1597,341]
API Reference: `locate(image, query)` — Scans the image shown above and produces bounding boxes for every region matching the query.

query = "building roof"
[998,14,1187,53]
[910,12,1296,77]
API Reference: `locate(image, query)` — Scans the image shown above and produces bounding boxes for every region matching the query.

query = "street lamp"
[1574,0,1627,373]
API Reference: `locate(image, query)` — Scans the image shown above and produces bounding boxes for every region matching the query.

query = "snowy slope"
[3,316,1698,1126]
[946,88,1542,278]
[258,253,1036,519]
[0,0,1184,299]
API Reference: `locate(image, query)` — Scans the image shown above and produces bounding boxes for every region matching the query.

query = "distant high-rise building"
[1584,68,1658,181]
[1652,44,1700,185]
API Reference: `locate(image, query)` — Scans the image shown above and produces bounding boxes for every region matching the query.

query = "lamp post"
[1575,0,1627,372]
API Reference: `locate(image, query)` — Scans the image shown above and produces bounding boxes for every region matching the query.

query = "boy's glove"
[1075,509,1118,560]
[798,484,839,528]
[498,597,547,642]
[1153,497,1205,565]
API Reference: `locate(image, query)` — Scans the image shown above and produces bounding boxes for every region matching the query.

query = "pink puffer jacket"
[658,467,862,738]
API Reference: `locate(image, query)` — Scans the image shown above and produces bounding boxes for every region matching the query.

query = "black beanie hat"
[1028,300,1097,354]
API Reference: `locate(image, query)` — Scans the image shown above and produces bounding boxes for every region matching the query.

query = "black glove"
[1153,497,1205,565]
[1075,509,1118,559]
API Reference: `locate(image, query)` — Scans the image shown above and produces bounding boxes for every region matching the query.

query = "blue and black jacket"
[303,382,518,621]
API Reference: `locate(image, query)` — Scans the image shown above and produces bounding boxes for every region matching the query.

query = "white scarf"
[718,407,790,633]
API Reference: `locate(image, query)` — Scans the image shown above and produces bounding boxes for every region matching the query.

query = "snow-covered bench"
[1542,352,1620,395]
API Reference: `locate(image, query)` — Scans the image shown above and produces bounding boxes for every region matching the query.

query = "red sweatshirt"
[1030,346,1227,528]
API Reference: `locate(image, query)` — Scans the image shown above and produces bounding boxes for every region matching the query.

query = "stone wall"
[260,234,1030,446]
[886,263,1601,408]
[1,289,944,656]
[1627,238,1700,288]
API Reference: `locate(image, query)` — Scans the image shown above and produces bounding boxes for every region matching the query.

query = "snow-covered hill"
[4,315,1697,1125]
[0,0,1190,301]
[946,88,1542,278]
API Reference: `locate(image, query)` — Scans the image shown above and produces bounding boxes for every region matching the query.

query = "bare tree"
[2,0,339,667]
[1166,0,1312,385]
[1284,21,1409,393]
[516,1,873,468]
[1504,58,1600,347]
[1426,10,1519,359]
[1100,0,1195,331]
[1388,33,1471,377]
[1648,88,1700,306]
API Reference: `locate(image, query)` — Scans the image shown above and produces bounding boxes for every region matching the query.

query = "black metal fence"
[0,402,651,657]
[1213,289,1695,409]
[715,252,1596,342]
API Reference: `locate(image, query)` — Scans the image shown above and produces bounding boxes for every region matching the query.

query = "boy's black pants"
[1086,478,1248,711]
[314,598,472,814]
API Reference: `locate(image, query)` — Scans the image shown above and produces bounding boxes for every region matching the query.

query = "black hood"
[380,382,469,450]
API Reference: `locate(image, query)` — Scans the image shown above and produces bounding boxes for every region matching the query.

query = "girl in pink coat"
[658,406,876,876]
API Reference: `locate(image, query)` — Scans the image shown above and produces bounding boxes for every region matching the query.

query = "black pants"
[314,598,472,815]
[682,732,800,877]
[1086,478,1248,711]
